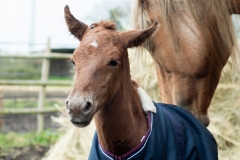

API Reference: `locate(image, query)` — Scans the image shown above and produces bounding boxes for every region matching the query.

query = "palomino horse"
[132,0,240,126]
[64,6,218,159]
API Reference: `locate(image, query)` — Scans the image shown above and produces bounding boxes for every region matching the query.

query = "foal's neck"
[94,51,148,154]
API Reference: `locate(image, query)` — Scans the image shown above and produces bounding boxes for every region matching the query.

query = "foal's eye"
[72,61,75,66]
[90,24,95,29]
[108,60,119,67]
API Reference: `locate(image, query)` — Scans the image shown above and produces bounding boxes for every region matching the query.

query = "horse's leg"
[172,76,219,127]
[154,64,174,104]
[155,67,220,126]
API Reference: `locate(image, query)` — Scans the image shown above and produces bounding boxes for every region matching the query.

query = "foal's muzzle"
[65,95,94,127]
[66,100,93,115]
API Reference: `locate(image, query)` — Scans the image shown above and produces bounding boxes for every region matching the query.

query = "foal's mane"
[132,0,240,79]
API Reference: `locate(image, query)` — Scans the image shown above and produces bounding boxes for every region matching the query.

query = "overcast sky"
[0,0,240,53]
[0,0,131,53]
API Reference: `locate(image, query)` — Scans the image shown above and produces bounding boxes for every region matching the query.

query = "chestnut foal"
[64,5,217,160]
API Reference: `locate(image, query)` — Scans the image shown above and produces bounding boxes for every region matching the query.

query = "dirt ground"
[0,113,59,133]
[0,146,49,160]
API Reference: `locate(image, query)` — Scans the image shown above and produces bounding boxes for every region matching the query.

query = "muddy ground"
[0,113,58,160]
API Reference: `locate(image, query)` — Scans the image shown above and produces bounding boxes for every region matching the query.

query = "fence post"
[37,37,51,133]
[0,90,2,108]
[0,90,2,130]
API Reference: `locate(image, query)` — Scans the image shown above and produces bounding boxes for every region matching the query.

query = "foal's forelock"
[91,20,117,31]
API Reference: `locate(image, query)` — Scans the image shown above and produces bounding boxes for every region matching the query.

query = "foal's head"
[64,5,157,127]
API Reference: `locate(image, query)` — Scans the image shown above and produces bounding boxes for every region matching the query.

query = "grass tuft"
[0,130,61,148]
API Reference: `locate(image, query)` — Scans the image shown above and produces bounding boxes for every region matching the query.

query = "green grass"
[3,100,62,109]
[0,130,61,148]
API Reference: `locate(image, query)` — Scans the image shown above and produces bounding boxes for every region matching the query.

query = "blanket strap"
[161,106,184,160]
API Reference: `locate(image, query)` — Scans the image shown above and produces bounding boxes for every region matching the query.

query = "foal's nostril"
[65,100,71,113]
[82,101,92,115]
[86,101,91,107]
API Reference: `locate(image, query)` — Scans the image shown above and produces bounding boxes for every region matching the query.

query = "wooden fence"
[0,38,73,133]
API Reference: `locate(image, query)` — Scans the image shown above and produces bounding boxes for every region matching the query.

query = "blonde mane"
[131,0,240,79]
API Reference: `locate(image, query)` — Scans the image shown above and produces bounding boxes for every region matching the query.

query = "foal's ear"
[64,5,88,40]
[119,21,158,49]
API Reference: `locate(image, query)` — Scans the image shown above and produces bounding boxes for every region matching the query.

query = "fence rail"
[0,38,72,133]
[0,107,59,115]
[0,53,71,59]
[0,80,72,86]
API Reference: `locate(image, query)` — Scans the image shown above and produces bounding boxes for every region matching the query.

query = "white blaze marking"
[90,40,98,48]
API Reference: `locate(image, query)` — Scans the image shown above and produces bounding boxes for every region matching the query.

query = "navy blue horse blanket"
[89,102,218,160]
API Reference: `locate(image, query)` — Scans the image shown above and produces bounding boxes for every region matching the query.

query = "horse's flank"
[131,0,240,126]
